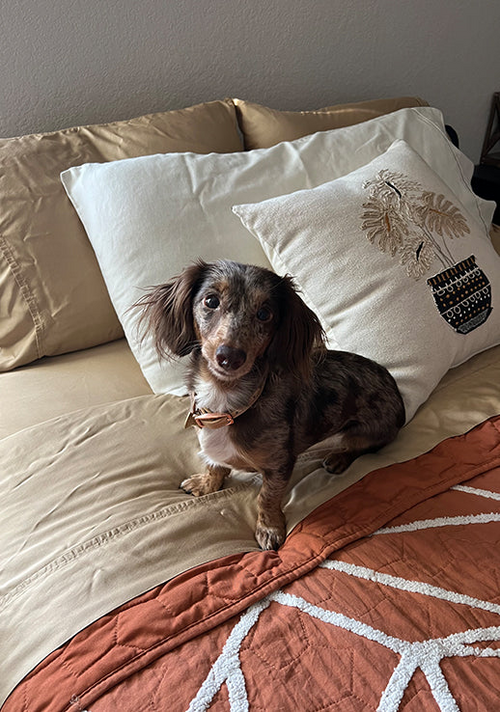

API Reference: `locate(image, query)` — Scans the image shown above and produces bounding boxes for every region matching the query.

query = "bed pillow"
[0,99,242,371]
[234,96,429,149]
[233,140,500,421]
[492,224,500,254]
[61,107,494,397]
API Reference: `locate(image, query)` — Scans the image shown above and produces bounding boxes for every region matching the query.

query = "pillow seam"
[233,97,429,119]
[411,109,491,233]
[0,235,44,359]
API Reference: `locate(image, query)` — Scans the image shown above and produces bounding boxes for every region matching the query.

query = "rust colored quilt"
[5,415,500,712]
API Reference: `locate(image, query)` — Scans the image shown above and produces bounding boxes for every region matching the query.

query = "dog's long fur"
[137,260,405,550]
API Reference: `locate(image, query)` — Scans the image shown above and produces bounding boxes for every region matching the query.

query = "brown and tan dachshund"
[137,260,405,550]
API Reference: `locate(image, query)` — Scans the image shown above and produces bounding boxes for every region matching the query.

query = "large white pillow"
[61,108,494,395]
[233,140,500,421]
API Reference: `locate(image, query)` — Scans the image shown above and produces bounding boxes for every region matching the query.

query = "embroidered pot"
[427,255,492,334]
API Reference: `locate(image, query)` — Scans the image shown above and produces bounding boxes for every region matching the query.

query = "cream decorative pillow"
[233,140,500,421]
[0,99,242,371]
[61,108,494,397]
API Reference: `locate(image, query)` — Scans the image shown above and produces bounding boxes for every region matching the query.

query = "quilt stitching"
[184,486,500,712]
[186,590,500,712]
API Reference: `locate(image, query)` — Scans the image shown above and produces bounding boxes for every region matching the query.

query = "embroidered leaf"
[420,191,470,238]
[360,167,472,279]
[363,170,422,204]
[399,236,435,280]
[361,200,410,256]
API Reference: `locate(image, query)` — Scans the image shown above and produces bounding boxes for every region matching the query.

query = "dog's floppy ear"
[135,260,208,358]
[268,275,326,379]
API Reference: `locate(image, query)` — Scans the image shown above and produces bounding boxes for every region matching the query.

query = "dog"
[136,259,405,550]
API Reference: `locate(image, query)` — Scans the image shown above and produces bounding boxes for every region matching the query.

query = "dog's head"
[136,260,325,382]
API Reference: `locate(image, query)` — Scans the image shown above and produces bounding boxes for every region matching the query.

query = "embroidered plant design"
[361,168,492,335]
[361,169,470,280]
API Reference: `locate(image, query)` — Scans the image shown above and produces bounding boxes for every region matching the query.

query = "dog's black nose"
[215,345,247,371]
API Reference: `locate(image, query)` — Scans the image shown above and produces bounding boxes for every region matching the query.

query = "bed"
[1,95,500,712]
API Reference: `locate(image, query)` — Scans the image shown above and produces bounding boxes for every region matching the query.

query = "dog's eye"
[256,306,272,322]
[204,295,220,310]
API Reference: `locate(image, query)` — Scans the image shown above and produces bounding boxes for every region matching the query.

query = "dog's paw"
[255,514,286,551]
[180,473,222,497]
[322,452,355,475]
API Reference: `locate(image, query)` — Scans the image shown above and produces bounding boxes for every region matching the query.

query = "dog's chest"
[197,426,241,469]
[193,378,246,469]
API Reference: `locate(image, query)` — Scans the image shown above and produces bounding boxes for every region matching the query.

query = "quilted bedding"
[1,343,500,711]
[4,413,500,711]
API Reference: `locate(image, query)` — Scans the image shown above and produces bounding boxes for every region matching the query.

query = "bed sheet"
[1,343,500,707]
[4,412,500,711]
[0,339,150,439]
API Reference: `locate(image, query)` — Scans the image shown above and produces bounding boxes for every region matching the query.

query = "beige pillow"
[0,99,242,371]
[233,140,500,421]
[233,96,429,149]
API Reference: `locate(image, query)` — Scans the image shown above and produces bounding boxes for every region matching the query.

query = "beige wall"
[1,0,498,161]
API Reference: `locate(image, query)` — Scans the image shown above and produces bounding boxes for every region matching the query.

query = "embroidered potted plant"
[361,170,492,334]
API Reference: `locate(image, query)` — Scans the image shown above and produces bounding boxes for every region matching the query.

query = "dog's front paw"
[255,514,286,551]
[322,452,354,475]
[180,473,222,497]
